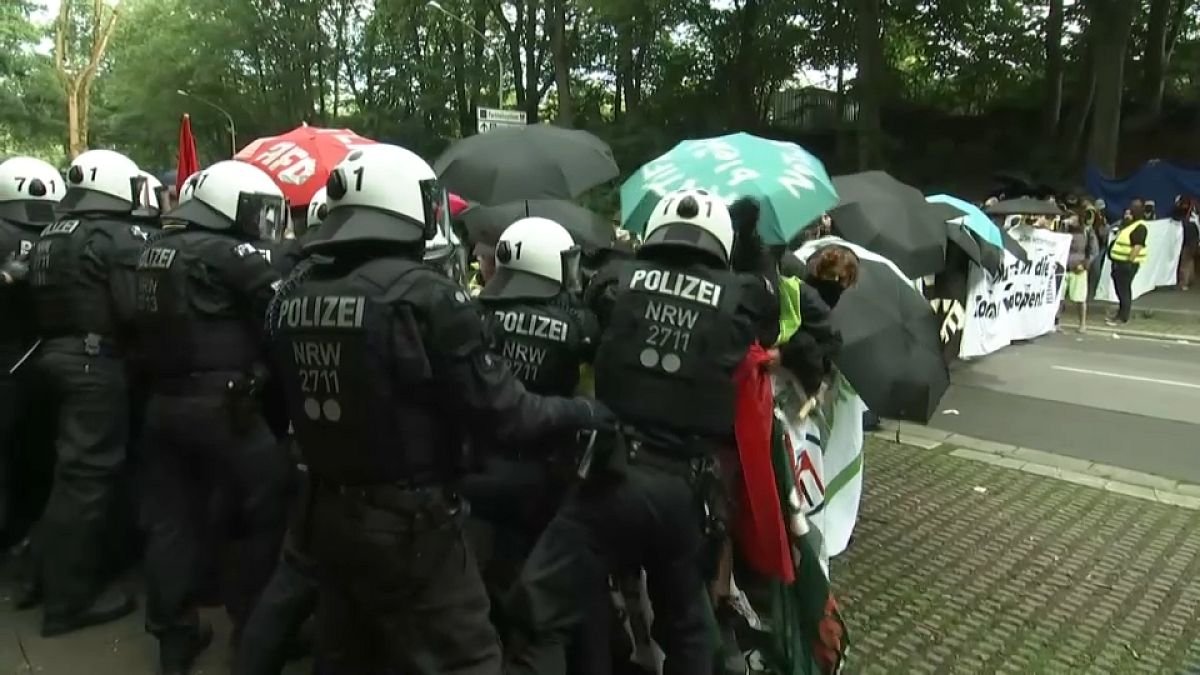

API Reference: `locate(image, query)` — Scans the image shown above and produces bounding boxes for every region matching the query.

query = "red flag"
[732,344,794,582]
[176,114,200,197]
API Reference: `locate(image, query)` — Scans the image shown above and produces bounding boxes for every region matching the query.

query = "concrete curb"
[1057,321,1200,343]
[872,422,1200,511]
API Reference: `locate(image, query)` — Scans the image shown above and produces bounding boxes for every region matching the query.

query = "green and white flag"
[773,370,867,562]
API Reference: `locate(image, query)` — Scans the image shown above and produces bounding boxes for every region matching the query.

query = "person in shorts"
[1062,213,1097,331]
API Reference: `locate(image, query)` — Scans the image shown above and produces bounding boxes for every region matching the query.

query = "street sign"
[476,107,527,134]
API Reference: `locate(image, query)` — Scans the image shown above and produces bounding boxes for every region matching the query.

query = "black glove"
[579,398,617,431]
[1,255,28,283]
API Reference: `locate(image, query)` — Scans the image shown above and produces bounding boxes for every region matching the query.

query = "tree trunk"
[522,0,540,123]
[550,0,572,125]
[1042,0,1065,140]
[66,90,84,158]
[1062,54,1097,164]
[1140,0,1171,118]
[1087,0,1138,175]
[730,0,762,128]
[855,0,884,170]
[471,1,487,107]
[450,20,471,135]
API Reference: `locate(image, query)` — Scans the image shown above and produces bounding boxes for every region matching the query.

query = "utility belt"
[150,366,265,435]
[149,370,245,395]
[578,426,727,538]
[312,478,462,532]
[42,332,121,358]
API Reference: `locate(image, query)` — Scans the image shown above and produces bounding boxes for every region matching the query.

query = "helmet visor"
[561,245,583,294]
[0,200,58,227]
[236,192,288,241]
[421,178,452,241]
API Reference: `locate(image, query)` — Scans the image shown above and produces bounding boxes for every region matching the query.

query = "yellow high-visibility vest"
[778,275,803,344]
[1110,220,1148,263]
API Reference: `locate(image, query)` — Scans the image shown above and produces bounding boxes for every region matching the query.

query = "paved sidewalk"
[834,437,1200,674]
[0,588,310,674]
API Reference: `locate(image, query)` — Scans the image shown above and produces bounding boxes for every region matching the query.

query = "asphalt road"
[932,330,1200,484]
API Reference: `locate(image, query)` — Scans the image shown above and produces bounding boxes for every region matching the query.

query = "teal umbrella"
[926,194,1003,248]
[619,132,837,245]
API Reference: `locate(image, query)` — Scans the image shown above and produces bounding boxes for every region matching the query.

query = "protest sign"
[960,226,1071,359]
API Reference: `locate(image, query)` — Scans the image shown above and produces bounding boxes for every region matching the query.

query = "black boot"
[41,586,137,637]
[9,537,41,609]
[160,621,214,675]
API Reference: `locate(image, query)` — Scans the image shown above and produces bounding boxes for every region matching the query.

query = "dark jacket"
[780,282,841,395]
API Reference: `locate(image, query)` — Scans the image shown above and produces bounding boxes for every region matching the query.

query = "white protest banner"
[1095,218,1182,302]
[959,226,1071,359]
[774,371,867,565]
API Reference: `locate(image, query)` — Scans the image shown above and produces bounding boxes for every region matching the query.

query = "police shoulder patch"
[233,242,259,258]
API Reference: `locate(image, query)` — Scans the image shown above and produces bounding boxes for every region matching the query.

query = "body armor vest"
[133,230,261,376]
[482,298,586,397]
[29,216,122,338]
[271,256,461,485]
[594,260,746,442]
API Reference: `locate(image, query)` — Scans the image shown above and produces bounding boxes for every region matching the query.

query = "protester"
[1107,199,1149,325]
[1175,195,1199,291]
[1086,199,1109,299]
[1061,214,1096,331]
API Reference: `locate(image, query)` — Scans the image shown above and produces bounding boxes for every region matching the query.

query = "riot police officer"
[267,143,608,675]
[464,217,600,653]
[26,149,146,636]
[0,157,62,546]
[506,188,771,675]
[133,160,292,674]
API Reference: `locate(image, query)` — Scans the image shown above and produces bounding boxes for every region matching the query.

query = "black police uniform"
[27,194,144,633]
[268,209,602,675]
[506,250,766,675]
[133,225,290,668]
[466,287,596,605]
[0,213,48,544]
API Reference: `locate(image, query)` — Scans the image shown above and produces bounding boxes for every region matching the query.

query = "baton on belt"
[7,339,42,375]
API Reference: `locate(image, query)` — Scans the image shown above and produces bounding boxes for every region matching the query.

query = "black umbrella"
[944,221,998,273]
[830,171,947,278]
[985,197,1064,217]
[926,201,1003,275]
[461,199,615,250]
[433,125,619,205]
[998,227,1031,263]
[829,255,950,423]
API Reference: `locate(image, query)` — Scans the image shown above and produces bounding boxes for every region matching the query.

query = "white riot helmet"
[642,188,734,267]
[60,149,141,214]
[164,160,287,240]
[306,187,328,229]
[0,156,64,227]
[481,217,580,299]
[177,171,201,205]
[307,144,449,252]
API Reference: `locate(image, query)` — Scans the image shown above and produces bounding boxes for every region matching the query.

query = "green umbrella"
[619,132,838,245]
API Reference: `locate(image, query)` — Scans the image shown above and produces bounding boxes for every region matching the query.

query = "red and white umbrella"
[235,124,375,206]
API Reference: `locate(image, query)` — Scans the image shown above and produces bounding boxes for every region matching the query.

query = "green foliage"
[1,0,1197,179]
